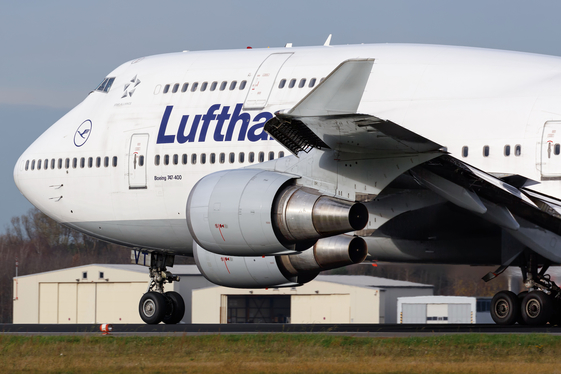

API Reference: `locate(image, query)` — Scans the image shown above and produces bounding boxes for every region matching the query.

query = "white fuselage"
[13,43,561,255]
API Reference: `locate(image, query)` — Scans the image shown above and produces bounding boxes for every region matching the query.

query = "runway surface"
[2,323,561,336]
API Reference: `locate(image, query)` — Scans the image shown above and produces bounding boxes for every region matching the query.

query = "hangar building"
[13,264,433,324]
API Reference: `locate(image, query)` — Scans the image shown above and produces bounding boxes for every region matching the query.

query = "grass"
[1,334,561,373]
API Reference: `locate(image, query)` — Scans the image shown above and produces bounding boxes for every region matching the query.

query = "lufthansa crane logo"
[74,120,92,147]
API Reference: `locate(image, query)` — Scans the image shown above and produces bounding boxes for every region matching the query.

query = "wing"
[265,58,442,156]
[265,58,561,266]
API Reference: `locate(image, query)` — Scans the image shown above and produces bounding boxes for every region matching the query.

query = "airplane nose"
[13,153,25,193]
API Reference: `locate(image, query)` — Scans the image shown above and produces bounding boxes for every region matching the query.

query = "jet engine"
[186,169,368,256]
[194,234,368,288]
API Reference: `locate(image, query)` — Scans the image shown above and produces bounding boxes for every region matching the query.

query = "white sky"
[2,0,561,229]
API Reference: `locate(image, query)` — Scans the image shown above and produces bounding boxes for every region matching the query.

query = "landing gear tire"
[521,291,552,325]
[491,290,520,325]
[139,292,167,324]
[162,291,185,325]
[516,291,528,325]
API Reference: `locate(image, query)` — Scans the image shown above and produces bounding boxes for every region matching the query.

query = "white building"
[13,265,433,324]
[397,296,477,324]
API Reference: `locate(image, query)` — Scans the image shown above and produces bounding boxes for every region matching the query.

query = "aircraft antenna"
[324,34,332,46]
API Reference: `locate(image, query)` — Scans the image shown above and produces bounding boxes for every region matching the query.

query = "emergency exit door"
[128,134,149,189]
[243,53,293,110]
[540,121,561,179]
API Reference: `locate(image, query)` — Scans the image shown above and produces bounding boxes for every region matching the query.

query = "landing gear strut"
[138,252,185,324]
[487,252,561,325]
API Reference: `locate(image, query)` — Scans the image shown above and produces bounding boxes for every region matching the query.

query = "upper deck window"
[95,77,115,93]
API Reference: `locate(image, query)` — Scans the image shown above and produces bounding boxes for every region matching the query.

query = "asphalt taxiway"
[2,323,561,336]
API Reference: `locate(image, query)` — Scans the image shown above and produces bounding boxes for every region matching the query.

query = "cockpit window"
[95,77,116,93]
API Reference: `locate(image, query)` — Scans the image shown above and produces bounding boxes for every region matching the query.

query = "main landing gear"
[138,253,185,324]
[488,253,561,325]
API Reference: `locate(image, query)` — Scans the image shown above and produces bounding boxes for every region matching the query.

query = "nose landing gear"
[138,253,185,324]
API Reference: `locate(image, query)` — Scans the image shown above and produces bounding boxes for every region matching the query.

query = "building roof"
[316,275,433,289]
[15,264,433,289]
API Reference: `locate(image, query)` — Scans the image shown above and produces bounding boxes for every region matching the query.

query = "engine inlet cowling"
[187,169,369,256]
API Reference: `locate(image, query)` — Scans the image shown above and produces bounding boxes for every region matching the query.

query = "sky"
[2,0,561,230]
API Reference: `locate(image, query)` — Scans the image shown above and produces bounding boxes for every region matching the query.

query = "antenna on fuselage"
[324,34,332,46]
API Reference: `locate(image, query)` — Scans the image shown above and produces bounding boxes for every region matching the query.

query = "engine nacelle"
[278,235,368,275]
[193,235,368,288]
[187,169,368,256]
[193,242,317,288]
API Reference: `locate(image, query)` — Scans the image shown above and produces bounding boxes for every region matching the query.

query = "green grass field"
[1,333,560,373]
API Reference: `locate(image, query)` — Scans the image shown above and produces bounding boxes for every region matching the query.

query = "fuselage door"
[129,133,149,189]
[540,121,561,179]
[243,53,293,110]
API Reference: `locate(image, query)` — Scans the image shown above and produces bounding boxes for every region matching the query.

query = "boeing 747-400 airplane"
[14,40,561,325]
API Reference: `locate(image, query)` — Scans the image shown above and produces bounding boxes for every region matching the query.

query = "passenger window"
[278,151,284,158]
[80,158,85,168]
[230,81,237,90]
[278,79,286,89]
[112,156,118,167]
[182,154,188,164]
[51,159,55,169]
[210,153,216,164]
[483,146,490,157]
[95,157,100,168]
[200,82,208,92]
[58,158,63,169]
[239,80,247,90]
[191,82,198,92]
[210,82,217,91]
[320,77,325,83]
[504,145,511,156]
[181,83,189,92]
[191,154,197,164]
[299,78,306,88]
[164,155,169,165]
[72,158,77,168]
[139,156,144,166]
[462,146,468,158]
[515,145,522,156]
[219,153,225,164]
[173,154,178,165]
[154,155,160,166]
[268,151,274,161]
[289,79,296,88]
[66,158,70,169]
[258,152,265,163]
[31,160,35,170]
[104,157,109,167]
[88,157,93,168]
[163,84,170,94]
[229,152,235,163]
[555,144,560,155]
[249,152,255,163]
[309,78,316,88]
[220,81,227,91]
[201,153,206,164]
[172,83,179,93]
[239,152,244,163]
[25,160,29,171]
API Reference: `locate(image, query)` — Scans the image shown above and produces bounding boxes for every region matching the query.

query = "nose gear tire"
[139,292,167,324]
[162,291,185,325]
